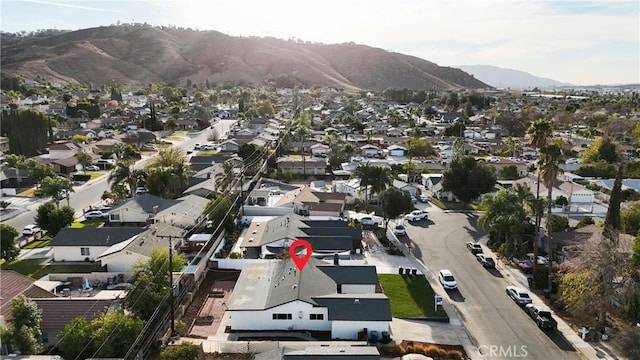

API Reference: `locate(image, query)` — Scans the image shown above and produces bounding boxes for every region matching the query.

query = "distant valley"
[455,65,572,90]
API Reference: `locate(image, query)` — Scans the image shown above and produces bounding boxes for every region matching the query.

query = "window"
[309,314,324,320]
[81,248,90,256]
[110,214,120,221]
[272,313,292,320]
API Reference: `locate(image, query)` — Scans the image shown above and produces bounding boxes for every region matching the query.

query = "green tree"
[59,312,143,360]
[498,165,520,180]
[443,122,465,137]
[38,175,74,207]
[126,247,186,319]
[380,187,414,229]
[442,155,496,202]
[215,161,236,194]
[76,152,93,172]
[604,164,624,234]
[369,166,393,204]
[0,109,52,156]
[145,167,173,198]
[9,295,42,355]
[109,160,145,197]
[2,154,26,188]
[478,189,529,256]
[548,214,569,232]
[1,224,20,262]
[71,134,89,144]
[351,162,374,206]
[145,147,187,169]
[581,136,618,164]
[622,201,640,236]
[24,158,54,188]
[205,196,237,233]
[159,343,203,360]
[34,203,75,236]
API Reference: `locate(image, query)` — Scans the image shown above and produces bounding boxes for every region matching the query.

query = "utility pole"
[155,234,178,338]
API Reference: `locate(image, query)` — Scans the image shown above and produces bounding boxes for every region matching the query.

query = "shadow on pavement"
[485,268,504,278]
[544,329,577,352]
[447,289,466,302]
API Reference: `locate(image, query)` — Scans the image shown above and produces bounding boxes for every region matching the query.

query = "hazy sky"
[1,0,638,86]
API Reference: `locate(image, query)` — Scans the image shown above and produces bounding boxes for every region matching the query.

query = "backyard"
[3,258,104,279]
[378,274,448,319]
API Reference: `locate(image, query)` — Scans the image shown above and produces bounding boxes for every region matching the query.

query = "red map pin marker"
[289,239,312,271]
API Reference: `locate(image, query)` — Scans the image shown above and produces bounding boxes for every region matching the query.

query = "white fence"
[195,339,367,354]
[214,258,281,270]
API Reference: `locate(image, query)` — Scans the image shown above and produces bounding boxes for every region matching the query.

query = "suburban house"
[226,257,391,340]
[271,186,347,217]
[47,142,97,174]
[514,174,597,213]
[49,227,146,262]
[34,298,117,351]
[392,179,418,197]
[277,157,327,175]
[552,224,634,266]
[107,194,178,227]
[488,159,529,177]
[239,215,362,259]
[97,224,185,273]
[1,270,56,324]
[421,173,455,201]
[387,144,407,157]
[310,143,329,157]
[360,144,381,158]
[219,139,240,152]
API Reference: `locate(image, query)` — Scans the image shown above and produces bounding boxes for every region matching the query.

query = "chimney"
[333,253,339,266]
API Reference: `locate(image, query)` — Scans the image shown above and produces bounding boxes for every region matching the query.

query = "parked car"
[418,194,428,203]
[142,143,157,150]
[404,210,428,222]
[476,254,496,268]
[85,165,100,171]
[360,216,383,227]
[135,187,148,195]
[353,156,364,162]
[194,143,202,150]
[466,241,483,254]
[410,196,418,204]
[487,156,500,163]
[85,210,109,220]
[506,286,532,305]
[394,224,406,236]
[438,269,458,290]
[22,224,42,236]
[526,304,557,330]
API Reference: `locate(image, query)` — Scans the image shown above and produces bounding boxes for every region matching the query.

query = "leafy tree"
[443,122,465,137]
[38,175,74,207]
[159,343,203,360]
[109,160,146,197]
[549,214,569,232]
[34,204,74,236]
[145,167,173,198]
[215,161,236,194]
[1,154,26,188]
[205,196,237,233]
[76,152,93,172]
[0,109,52,156]
[71,134,88,144]
[59,312,143,360]
[8,295,42,355]
[632,121,640,146]
[380,187,414,228]
[574,161,617,178]
[604,164,624,235]
[442,155,496,202]
[126,248,187,319]
[351,162,374,206]
[405,138,436,158]
[554,195,568,206]
[478,189,529,256]
[110,86,122,101]
[576,216,595,228]
[498,165,520,180]
[581,136,618,164]
[622,201,640,236]
[24,158,54,188]
[1,224,20,262]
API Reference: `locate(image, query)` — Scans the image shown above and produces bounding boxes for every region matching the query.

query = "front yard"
[378,274,448,319]
[71,219,104,228]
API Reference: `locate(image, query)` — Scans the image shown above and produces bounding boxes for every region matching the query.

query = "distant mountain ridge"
[455,65,572,90]
[0,25,489,91]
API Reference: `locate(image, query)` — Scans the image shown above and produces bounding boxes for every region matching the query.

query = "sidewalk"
[480,235,617,360]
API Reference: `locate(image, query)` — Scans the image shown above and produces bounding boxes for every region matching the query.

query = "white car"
[85,210,109,220]
[135,187,148,195]
[506,286,533,305]
[394,224,406,236]
[566,158,579,164]
[418,194,428,203]
[22,224,42,236]
[85,165,100,171]
[487,156,500,163]
[404,210,428,222]
[360,216,382,227]
[438,269,458,290]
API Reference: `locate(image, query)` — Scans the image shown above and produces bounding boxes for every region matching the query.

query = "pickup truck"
[360,216,383,227]
[525,304,557,330]
[404,210,428,222]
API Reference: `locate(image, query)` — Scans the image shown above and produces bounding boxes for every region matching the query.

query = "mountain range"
[455,65,572,90]
[0,25,488,92]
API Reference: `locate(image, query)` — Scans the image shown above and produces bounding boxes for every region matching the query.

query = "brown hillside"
[1,25,489,91]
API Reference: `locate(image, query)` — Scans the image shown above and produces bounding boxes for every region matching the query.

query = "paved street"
[1,119,236,240]
[403,210,580,360]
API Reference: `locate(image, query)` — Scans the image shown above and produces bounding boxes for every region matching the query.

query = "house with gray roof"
[254,345,381,360]
[50,227,145,262]
[107,194,178,226]
[227,257,390,340]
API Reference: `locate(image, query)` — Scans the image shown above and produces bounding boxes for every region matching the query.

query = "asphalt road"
[3,119,236,240]
[403,209,580,360]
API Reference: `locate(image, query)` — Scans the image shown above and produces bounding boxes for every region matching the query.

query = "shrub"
[576,216,595,228]
[72,174,91,182]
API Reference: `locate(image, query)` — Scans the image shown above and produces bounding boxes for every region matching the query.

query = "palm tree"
[145,147,187,169]
[172,160,194,194]
[108,160,145,197]
[291,111,312,177]
[351,162,373,208]
[369,166,393,204]
[2,154,26,189]
[215,161,235,193]
[537,143,565,290]
[527,118,553,272]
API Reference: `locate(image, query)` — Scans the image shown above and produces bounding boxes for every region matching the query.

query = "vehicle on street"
[410,196,418,204]
[466,241,483,254]
[360,216,383,227]
[476,254,496,268]
[85,210,109,220]
[487,156,500,163]
[96,159,115,165]
[135,187,148,195]
[404,210,428,222]
[142,143,157,150]
[506,286,532,305]
[418,194,428,203]
[438,269,458,290]
[353,156,364,162]
[194,143,202,150]
[85,165,100,171]
[526,304,557,330]
[394,224,406,236]
[22,224,42,236]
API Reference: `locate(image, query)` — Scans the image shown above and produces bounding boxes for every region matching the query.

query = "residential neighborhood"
[1,77,639,360]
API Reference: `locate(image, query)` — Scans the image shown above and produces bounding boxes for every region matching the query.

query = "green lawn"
[173,130,188,134]
[378,274,449,319]
[164,136,183,141]
[23,239,50,249]
[71,219,104,228]
[17,187,37,197]
[84,171,105,180]
[3,258,104,279]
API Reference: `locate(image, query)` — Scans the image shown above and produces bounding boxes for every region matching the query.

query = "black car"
[476,254,496,268]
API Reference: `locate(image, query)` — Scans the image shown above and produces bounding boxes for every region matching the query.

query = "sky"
[1,0,638,86]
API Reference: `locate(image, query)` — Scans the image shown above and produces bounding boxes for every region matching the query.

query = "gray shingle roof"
[50,227,145,247]
[109,193,177,214]
[317,265,379,285]
[312,294,392,321]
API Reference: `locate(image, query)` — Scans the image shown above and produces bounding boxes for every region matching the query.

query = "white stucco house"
[226,257,391,340]
[387,144,407,157]
[49,227,145,262]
